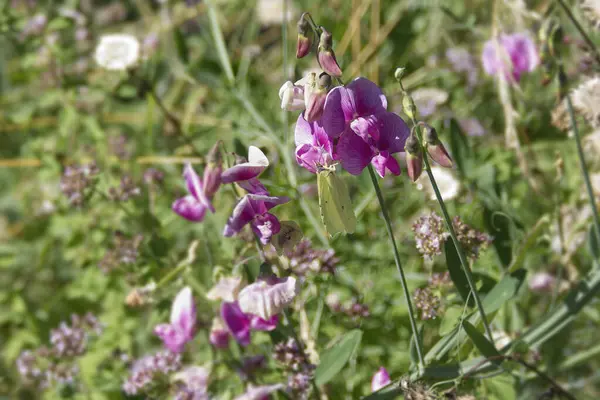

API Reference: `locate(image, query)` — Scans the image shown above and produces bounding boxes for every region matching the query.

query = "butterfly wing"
[318,169,356,236]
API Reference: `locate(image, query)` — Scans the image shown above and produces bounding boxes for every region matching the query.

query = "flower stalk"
[367,164,425,369]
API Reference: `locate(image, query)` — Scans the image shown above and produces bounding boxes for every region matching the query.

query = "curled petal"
[221,302,251,346]
[371,152,401,178]
[336,130,374,176]
[170,286,196,339]
[371,367,391,392]
[207,276,244,302]
[172,195,208,222]
[238,277,300,320]
[221,146,269,183]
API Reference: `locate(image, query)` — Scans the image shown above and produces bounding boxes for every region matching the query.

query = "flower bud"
[404,134,423,182]
[203,141,223,198]
[209,317,230,349]
[279,81,306,111]
[296,17,312,58]
[317,28,342,77]
[394,67,406,82]
[402,93,417,121]
[304,73,331,122]
[422,124,453,168]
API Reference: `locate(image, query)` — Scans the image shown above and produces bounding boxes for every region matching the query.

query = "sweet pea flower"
[294,114,334,173]
[371,367,391,392]
[172,164,215,222]
[322,77,410,177]
[238,276,300,320]
[280,73,331,122]
[209,317,230,349]
[221,146,269,184]
[154,287,196,353]
[223,194,290,244]
[221,301,278,346]
[234,384,285,400]
[481,32,539,82]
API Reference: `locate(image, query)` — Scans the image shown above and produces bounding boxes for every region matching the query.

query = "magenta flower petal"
[346,77,387,116]
[374,112,410,153]
[251,212,281,245]
[184,164,214,212]
[237,178,269,195]
[172,195,208,222]
[250,315,279,331]
[154,323,188,353]
[371,367,391,392]
[294,113,314,146]
[223,194,290,238]
[482,32,538,82]
[322,86,353,138]
[336,130,374,175]
[221,146,269,183]
[221,302,251,346]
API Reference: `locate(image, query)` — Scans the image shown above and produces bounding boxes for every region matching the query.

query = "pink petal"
[294,113,314,146]
[346,77,387,116]
[184,164,214,212]
[221,302,251,346]
[336,130,374,176]
[170,287,196,339]
[221,146,269,183]
[172,195,208,222]
[371,152,401,178]
[371,367,391,392]
[154,323,188,353]
[322,86,353,138]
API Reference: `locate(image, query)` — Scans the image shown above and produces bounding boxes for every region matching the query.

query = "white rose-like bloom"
[94,34,140,71]
[238,277,299,320]
[416,166,460,201]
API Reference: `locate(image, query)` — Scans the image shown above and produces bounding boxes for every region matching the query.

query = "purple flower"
[238,276,299,320]
[172,164,214,222]
[371,367,391,392]
[221,301,278,347]
[221,146,269,183]
[294,114,334,173]
[322,78,410,177]
[209,317,230,349]
[154,287,196,353]
[223,194,290,244]
[481,32,539,82]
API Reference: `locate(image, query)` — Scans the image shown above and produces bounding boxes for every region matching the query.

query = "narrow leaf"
[314,329,363,386]
[448,119,471,178]
[462,320,500,361]
[482,269,526,314]
[444,240,472,306]
[588,225,600,260]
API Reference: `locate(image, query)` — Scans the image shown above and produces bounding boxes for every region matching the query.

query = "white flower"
[572,76,600,128]
[206,276,244,302]
[256,0,296,25]
[94,34,140,71]
[238,277,299,320]
[416,166,460,201]
[279,81,306,111]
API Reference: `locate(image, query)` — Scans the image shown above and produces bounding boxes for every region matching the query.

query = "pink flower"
[234,383,285,400]
[481,32,538,82]
[172,164,214,222]
[238,276,299,320]
[154,287,196,353]
[294,113,334,173]
[221,301,278,347]
[223,194,290,244]
[528,272,555,293]
[371,367,391,392]
[322,77,410,177]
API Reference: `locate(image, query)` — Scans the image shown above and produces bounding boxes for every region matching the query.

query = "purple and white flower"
[238,276,300,320]
[371,367,391,392]
[221,301,278,347]
[154,287,196,353]
[481,32,539,82]
[294,114,334,173]
[172,164,214,222]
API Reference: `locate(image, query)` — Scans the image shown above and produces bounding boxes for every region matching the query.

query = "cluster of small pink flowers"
[273,338,315,399]
[412,212,449,259]
[98,231,144,273]
[326,294,370,319]
[16,313,103,389]
[122,350,182,395]
[143,168,165,185]
[108,175,141,202]
[413,287,441,320]
[279,238,338,275]
[60,162,99,206]
[428,271,452,287]
[452,216,493,260]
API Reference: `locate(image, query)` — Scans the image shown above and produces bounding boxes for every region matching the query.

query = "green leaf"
[448,119,471,178]
[444,240,472,306]
[173,28,189,63]
[483,207,513,267]
[482,269,526,314]
[439,305,463,335]
[314,329,363,386]
[462,320,500,361]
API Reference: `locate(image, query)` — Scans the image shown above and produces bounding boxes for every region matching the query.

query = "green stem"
[367,164,425,369]
[282,0,289,144]
[156,261,189,289]
[555,0,600,66]
[205,0,235,85]
[563,80,600,256]
[421,153,495,344]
